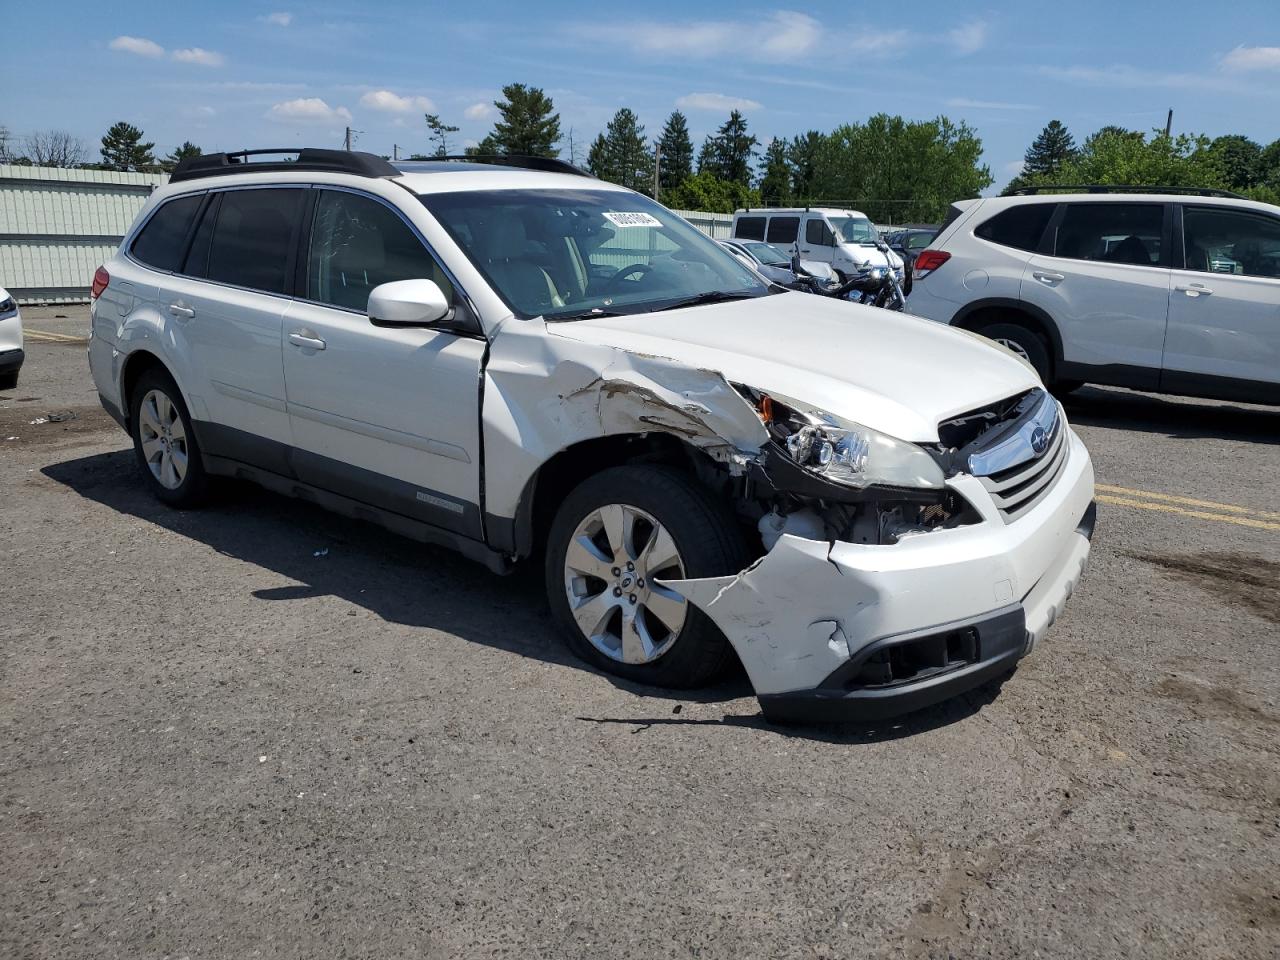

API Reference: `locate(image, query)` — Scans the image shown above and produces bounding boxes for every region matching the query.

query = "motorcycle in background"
[788,244,907,311]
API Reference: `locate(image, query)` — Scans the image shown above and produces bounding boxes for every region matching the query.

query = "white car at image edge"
[87,149,1095,723]
[0,286,23,390]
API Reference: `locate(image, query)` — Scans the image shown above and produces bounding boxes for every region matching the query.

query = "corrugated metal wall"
[0,165,167,304]
[0,168,735,304]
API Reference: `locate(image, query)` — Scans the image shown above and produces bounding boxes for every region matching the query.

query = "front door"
[798,214,835,265]
[281,188,485,538]
[1164,204,1280,401]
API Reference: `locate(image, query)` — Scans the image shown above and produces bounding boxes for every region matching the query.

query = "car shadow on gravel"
[1061,385,1280,444]
[43,448,1004,742]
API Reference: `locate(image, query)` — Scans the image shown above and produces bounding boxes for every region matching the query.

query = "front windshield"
[419,189,771,319]
[741,241,790,266]
[829,216,879,245]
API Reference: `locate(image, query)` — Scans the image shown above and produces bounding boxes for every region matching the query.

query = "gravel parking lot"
[3,305,1278,960]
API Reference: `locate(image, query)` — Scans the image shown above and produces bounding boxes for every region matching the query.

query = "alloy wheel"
[137,388,189,490]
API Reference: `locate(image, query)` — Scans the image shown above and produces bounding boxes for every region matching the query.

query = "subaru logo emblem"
[1030,426,1049,454]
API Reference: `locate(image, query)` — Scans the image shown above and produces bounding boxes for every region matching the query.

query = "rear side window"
[1055,203,1163,265]
[307,190,453,312]
[766,216,800,244]
[735,216,766,241]
[974,203,1055,252]
[206,188,305,294]
[182,194,218,277]
[130,194,203,271]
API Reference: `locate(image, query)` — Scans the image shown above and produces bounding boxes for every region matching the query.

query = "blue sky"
[4,1,1280,191]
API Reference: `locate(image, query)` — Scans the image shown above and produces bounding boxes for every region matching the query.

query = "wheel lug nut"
[637,578,645,588]
[626,562,634,571]
[613,587,622,597]
[611,567,620,576]
[628,594,637,604]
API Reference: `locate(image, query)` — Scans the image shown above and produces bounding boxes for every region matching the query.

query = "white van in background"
[731,207,904,282]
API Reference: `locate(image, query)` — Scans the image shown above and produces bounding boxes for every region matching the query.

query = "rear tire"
[976,321,1052,385]
[130,368,210,507]
[545,465,747,689]
[0,370,17,390]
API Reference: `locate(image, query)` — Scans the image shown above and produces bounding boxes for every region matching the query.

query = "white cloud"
[1221,45,1280,71]
[848,30,911,58]
[948,20,987,56]
[464,102,495,121]
[109,35,165,58]
[263,12,293,27]
[172,47,225,66]
[577,12,821,63]
[675,92,763,112]
[947,97,1036,111]
[359,90,436,113]
[1003,159,1025,176]
[267,98,353,124]
[1041,64,1226,91]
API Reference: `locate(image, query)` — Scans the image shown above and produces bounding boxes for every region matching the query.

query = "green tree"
[1261,138,1280,188]
[656,111,693,193]
[1022,120,1077,178]
[1208,134,1262,190]
[100,121,155,172]
[586,108,653,194]
[1010,128,1225,193]
[811,114,991,223]
[696,135,717,174]
[425,114,460,157]
[758,138,792,206]
[708,110,758,186]
[484,83,561,158]
[1083,125,1143,152]
[663,170,760,214]
[787,130,825,201]
[162,141,202,173]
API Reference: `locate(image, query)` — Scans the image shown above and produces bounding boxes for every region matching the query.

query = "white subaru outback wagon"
[89,149,1095,723]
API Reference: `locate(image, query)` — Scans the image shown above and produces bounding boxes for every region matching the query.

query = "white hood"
[547,292,1039,443]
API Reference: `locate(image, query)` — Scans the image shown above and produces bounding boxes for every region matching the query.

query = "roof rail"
[423,154,595,178]
[1008,184,1247,199]
[170,148,399,183]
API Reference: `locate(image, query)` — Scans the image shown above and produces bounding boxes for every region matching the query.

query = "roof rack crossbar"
[170,148,399,183]
[413,154,595,178]
[1008,184,1246,199]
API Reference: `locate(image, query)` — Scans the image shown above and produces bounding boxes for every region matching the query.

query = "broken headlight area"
[727,387,980,547]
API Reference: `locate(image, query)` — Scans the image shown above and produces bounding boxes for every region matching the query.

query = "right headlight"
[0,296,16,320]
[750,389,945,491]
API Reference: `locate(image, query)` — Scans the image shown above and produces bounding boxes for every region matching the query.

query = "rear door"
[1163,204,1280,401]
[160,186,304,457]
[1021,201,1170,384]
[281,188,486,539]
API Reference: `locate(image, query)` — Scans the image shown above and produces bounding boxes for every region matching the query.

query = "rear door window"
[735,216,766,241]
[974,203,1055,252]
[1054,203,1164,265]
[206,188,306,295]
[130,194,203,271]
[766,216,800,244]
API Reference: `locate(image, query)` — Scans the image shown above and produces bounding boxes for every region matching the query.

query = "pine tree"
[586,133,609,178]
[758,138,793,206]
[586,108,653,194]
[787,131,825,201]
[425,114,460,157]
[1022,120,1077,178]
[657,111,693,192]
[486,84,561,158]
[100,121,155,172]
[710,110,758,186]
[162,141,202,173]
[696,135,717,174]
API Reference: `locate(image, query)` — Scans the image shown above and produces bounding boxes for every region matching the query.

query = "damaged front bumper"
[665,428,1096,723]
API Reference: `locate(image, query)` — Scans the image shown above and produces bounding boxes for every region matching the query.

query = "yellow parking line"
[1096,494,1280,531]
[25,329,88,344]
[1095,483,1280,521]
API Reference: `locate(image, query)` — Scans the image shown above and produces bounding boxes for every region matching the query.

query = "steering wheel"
[605,263,654,290]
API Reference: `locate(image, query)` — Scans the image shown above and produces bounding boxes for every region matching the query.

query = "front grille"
[977,413,1068,522]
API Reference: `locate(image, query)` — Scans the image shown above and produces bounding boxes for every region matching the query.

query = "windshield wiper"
[544,306,630,322]
[649,290,763,313]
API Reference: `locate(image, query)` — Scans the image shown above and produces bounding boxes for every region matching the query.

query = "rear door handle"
[288,331,326,351]
[167,302,195,319]
[1032,271,1065,285]
[1174,283,1213,297]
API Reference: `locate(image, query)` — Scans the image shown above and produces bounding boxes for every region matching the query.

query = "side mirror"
[368,279,450,326]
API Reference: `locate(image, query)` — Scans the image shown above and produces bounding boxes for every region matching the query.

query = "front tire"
[545,465,747,689]
[977,321,1052,385]
[0,371,17,390]
[130,368,209,507]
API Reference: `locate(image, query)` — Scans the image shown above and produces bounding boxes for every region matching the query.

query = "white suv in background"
[907,188,1280,405]
[88,149,1094,723]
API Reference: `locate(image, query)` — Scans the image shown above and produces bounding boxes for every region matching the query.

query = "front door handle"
[288,331,326,351]
[167,302,195,319]
[1174,283,1213,297]
[1032,271,1065,285]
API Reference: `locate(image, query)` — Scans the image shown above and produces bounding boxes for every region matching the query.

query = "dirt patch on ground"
[1155,676,1280,729]
[0,403,116,447]
[1131,551,1280,625]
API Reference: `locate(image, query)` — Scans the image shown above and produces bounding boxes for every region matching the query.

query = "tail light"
[913,250,950,279]
[91,266,110,300]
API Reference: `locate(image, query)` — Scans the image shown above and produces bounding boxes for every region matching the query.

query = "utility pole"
[653,141,661,201]
[393,143,399,161]
[344,126,352,151]
[1164,109,1173,138]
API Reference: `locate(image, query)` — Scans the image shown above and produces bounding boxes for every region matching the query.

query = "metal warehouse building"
[0,164,167,304]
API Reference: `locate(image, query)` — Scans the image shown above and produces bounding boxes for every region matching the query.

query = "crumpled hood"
[547,292,1039,443]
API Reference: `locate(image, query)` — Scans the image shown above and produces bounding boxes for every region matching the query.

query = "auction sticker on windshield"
[603,211,662,228]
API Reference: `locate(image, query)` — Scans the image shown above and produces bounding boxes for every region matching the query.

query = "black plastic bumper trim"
[0,347,24,374]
